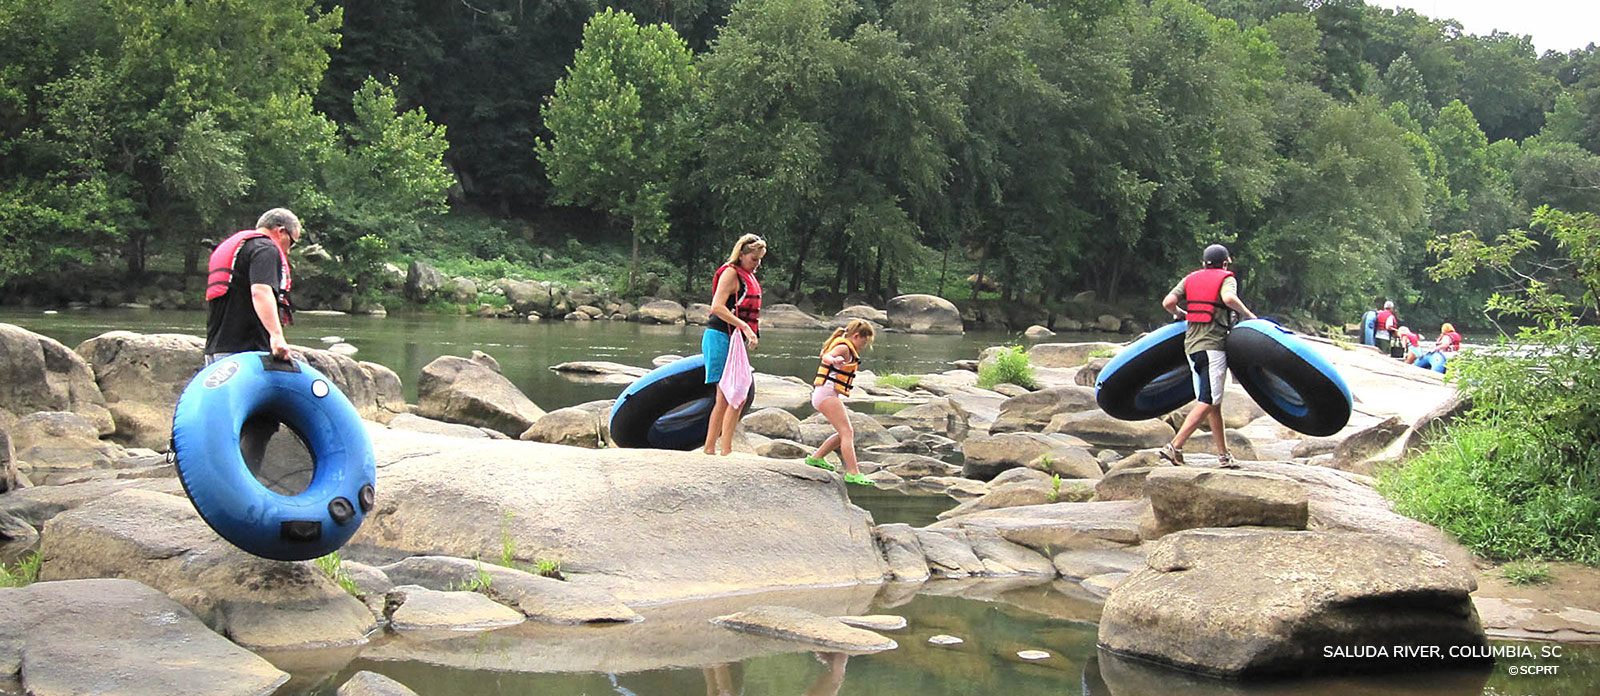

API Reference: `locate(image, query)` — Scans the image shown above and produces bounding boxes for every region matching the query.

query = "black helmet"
[1203,244,1230,268]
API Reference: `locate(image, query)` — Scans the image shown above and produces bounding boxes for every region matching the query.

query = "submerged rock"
[338,671,420,696]
[711,605,898,652]
[0,578,289,696]
[1098,528,1488,678]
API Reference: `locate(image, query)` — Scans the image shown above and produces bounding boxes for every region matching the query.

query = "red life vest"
[1438,331,1461,352]
[1181,268,1234,323]
[709,263,761,335]
[1375,310,1397,333]
[205,230,293,324]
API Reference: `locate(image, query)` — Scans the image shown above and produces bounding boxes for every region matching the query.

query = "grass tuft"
[0,552,42,587]
[313,552,362,596]
[978,346,1037,390]
[1500,560,1553,586]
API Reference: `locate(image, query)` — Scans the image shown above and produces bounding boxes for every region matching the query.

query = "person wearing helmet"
[1158,243,1257,468]
[1375,300,1401,358]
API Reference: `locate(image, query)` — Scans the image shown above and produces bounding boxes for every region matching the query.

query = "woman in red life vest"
[803,319,875,486]
[1397,326,1425,364]
[1435,323,1462,353]
[702,234,767,455]
[1158,244,1256,467]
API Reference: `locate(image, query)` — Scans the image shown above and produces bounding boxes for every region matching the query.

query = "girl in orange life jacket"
[1158,243,1256,467]
[702,234,767,456]
[803,319,875,485]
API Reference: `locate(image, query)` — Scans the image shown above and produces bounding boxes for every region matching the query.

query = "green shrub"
[876,373,921,390]
[0,552,42,587]
[1500,560,1553,586]
[978,346,1037,390]
[313,552,361,596]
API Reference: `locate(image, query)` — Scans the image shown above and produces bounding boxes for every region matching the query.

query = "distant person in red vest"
[204,208,301,364]
[1397,326,1424,365]
[1375,300,1401,358]
[1435,323,1462,353]
[1158,244,1256,468]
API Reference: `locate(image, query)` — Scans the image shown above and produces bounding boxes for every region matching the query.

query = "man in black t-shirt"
[204,208,301,362]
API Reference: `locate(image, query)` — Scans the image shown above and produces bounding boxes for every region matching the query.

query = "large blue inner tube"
[172,352,376,561]
[1226,320,1353,437]
[1095,321,1194,421]
[1361,310,1377,346]
[609,354,755,449]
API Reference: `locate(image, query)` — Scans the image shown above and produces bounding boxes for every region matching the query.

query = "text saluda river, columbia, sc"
[1323,644,1563,660]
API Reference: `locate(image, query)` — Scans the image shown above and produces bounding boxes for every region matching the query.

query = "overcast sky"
[1365,1,1598,54]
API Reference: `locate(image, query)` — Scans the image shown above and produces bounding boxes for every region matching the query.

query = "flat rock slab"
[377,556,637,624]
[835,614,908,631]
[712,605,898,652]
[1098,528,1487,678]
[1053,548,1146,580]
[934,500,1147,553]
[1143,467,1308,538]
[386,585,526,631]
[0,578,288,696]
[353,427,885,604]
[37,489,374,650]
[1475,597,1600,643]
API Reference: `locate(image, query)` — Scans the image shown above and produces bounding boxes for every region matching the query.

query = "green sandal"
[805,456,836,472]
[842,472,874,486]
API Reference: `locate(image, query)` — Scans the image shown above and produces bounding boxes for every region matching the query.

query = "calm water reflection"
[0,308,1073,408]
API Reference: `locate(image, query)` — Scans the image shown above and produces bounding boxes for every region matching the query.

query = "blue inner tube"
[172,353,376,561]
[1418,351,1448,373]
[609,354,756,449]
[1361,310,1376,346]
[1226,320,1353,437]
[1095,321,1194,421]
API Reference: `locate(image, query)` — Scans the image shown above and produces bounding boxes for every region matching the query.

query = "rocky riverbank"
[0,320,1590,694]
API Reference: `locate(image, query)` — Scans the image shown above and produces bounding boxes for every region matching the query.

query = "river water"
[1,307,1595,695]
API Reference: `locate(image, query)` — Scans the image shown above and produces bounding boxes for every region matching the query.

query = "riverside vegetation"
[3,0,1599,330]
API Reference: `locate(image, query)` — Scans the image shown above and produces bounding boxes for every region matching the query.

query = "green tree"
[537,8,697,293]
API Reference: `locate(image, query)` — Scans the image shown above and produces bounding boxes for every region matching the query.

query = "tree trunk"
[787,227,816,297]
[937,246,950,297]
[832,247,847,297]
[974,243,989,296]
[871,249,885,302]
[629,216,641,294]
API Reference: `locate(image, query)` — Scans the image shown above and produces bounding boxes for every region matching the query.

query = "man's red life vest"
[205,230,293,324]
[1438,330,1462,352]
[1376,310,1397,333]
[709,263,761,335]
[1181,268,1234,323]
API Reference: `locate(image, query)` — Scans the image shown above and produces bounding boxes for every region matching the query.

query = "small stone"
[929,634,964,646]
[1017,650,1051,660]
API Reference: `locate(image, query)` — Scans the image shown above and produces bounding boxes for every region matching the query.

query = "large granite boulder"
[0,323,113,436]
[762,304,828,330]
[635,300,687,325]
[1098,528,1487,677]
[991,386,1097,434]
[74,331,204,449]
[8,411,120,485]
[798,410,896,450]
[499,279,554,314]
[743,408,803,442]
[961,432,1097,481]
[1047,410,1175,450]
[351,428,887,603]
[0,578,290,695]
[519,406,607,448]
[418,355,545,437]
[1028,342,1119,369]
[886,294,963,334]
[406,261,447,302]
[873,524,929,582]
[1332,415,1408,472]
[1142,468,1308,539]
[38,489,375,650]
[684,302,713,325]
[832,305,888,327]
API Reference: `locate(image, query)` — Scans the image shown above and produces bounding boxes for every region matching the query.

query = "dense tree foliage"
[3,0,1597,329]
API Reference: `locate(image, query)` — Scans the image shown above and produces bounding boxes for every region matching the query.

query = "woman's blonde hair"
[726,234,768,266]
[826,319,876,348]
